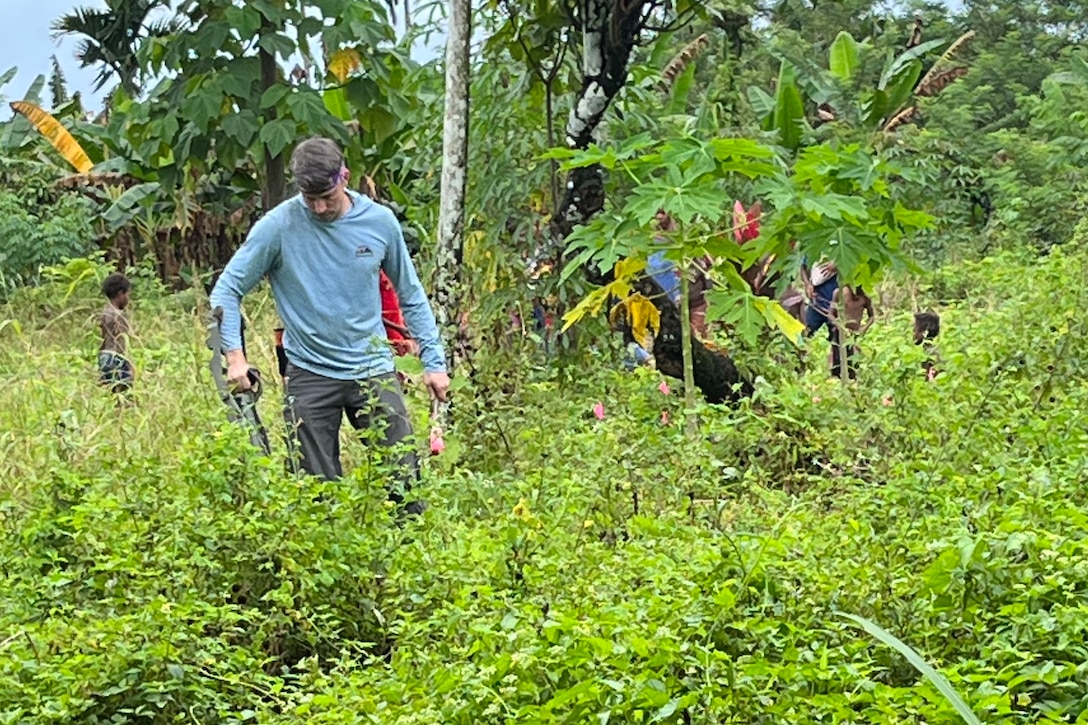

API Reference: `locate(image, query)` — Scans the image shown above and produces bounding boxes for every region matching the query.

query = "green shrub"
[0,247,1086,723]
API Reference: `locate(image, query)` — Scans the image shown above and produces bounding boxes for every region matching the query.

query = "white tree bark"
[564,0,610,149]
[434,0,471,368]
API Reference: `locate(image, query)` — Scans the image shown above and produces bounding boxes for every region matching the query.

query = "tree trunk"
[259,34,285,212]
[434,0,471,369]
[552,0,647,238]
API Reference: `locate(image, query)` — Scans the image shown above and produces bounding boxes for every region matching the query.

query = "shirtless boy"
[828,285,874,378]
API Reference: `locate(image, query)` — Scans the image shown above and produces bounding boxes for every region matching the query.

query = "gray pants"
[284,363,418,502]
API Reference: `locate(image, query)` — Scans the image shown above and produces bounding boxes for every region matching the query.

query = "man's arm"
[208,216,280,385]
[799,262,814,300]
[828,288,841,320]
[861,297,876,333]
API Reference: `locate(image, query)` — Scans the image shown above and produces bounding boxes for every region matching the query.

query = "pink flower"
[882,396,893,407]
[430,427,445,454]
[660,410,670,425]
[593,402,606,420]
[658,381,670,395]
[812,396,822,403]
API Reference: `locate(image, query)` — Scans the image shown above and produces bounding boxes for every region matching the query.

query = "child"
[913,310,940,380]
[99,272,133,393]
[828,285,875,379]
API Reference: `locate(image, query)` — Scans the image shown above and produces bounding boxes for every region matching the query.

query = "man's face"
[302,182,348,223]
[115,290,130,309]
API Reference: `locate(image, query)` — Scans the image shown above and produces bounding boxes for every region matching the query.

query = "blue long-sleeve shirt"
[209,191,447,379]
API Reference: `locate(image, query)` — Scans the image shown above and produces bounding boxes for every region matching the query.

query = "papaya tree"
[548,131,931,407]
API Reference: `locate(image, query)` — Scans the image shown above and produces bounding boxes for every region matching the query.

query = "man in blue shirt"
[210,137,449,514]
[800,257,839,339]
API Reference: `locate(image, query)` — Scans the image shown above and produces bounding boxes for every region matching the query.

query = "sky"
[2,0,110,112]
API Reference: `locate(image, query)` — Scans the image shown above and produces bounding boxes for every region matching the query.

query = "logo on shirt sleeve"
[355,245,373,257]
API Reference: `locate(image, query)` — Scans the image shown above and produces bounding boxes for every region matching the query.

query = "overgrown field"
[1,244,1087,724]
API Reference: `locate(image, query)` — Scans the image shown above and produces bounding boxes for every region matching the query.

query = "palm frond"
[915,31,975,95]
[661,34,710,89]
[916,67,968,97]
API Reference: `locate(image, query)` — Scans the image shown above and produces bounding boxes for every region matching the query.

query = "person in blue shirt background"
[800,256,839,340]
[209,137,449,515]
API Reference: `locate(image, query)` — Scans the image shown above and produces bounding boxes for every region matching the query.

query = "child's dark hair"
[102,272,131,300]
[914,310,940,342]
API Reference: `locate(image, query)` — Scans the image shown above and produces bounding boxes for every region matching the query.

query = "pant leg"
[284,363,348,481]
[804,305,828,337]
[344,372,419,503]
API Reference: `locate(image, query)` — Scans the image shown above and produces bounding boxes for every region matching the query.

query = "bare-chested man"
[828,285,874,378]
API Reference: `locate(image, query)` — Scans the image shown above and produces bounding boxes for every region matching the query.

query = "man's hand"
[225,349,252,391]
[423,371,450,402]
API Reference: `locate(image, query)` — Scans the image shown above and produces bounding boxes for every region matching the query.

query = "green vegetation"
[2,238,1087,723]
[3,0,1088,721]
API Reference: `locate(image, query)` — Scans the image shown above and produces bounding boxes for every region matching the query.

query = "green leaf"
[221,58,260,99]
[222,110,260,147]
[667,62,697,115]
[359,106,397,143]
[878,38,944,90]
[225,4,263,39]
[102,183,160,232]
[861,89,888,129]
[260,85,290,110]
[323,87,351,121]
[883,60,922,117]
[828,31,860,81]
[258,33,296,60]
[1071,54,1088,84]
[393,354,423,375]
[838,613,983,725]
[259,118,296,159]
[287,91,333,128]
[181,90,222,132]
[747,86,775,123]
[772,62,805,152]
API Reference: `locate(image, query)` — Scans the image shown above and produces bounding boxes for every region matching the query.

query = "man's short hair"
[102,272,130,300]
[290,137,346,195]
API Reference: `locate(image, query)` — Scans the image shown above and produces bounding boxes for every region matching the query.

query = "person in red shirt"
[380,270,419,357]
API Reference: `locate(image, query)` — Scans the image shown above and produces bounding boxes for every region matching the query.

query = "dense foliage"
[1,235,1087,722]
[3,0,1088,721]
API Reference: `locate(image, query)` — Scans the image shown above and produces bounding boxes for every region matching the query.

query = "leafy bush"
[0,156,96,293]
[0,245,1086,723]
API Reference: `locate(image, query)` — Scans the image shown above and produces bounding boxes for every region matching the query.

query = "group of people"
[628,208,942,380]
[95,137,943,518]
